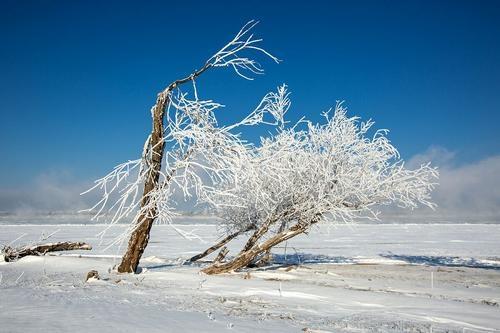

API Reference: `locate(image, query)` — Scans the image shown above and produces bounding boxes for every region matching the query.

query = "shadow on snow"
[380,253,500,270]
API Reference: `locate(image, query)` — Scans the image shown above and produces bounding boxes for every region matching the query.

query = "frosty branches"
[206,20,280,80]
[211,102,438,236]
[200,102,438,274]
[81,21,279,252]
[95,83,288,248]
[80,159,147,224]
[80,21,438,274]
[226,84,290,131]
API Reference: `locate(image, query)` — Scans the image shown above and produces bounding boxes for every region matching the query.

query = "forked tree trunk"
[201,222,310,275]
[239,216,277,254]
[247,220,287,267]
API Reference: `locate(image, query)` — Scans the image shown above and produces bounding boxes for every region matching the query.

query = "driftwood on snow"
[2,241,92,262]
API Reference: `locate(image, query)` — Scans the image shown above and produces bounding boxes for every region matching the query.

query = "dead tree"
[2,241,92,262]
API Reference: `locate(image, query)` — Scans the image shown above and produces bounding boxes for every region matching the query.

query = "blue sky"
[0,1,499,196]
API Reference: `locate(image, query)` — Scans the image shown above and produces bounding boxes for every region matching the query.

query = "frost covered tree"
[197,101,438,274]
[82,21,280,273]
[83,21,438,275]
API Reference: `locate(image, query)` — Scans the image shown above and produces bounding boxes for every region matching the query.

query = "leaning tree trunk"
[117,91,169,273]
[248,220,287,267]
[202,222,310,275]
[202,215,321,275]
[239,215,279,254]
[117,65,212,274]
[189,225,252,262]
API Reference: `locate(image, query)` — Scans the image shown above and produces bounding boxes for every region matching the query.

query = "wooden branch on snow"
[2,241,92,262]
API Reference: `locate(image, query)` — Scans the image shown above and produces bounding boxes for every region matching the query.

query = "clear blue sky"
[1,0,499,187]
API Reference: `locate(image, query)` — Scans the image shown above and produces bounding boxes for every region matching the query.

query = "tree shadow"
[380,253,500,270]
[140,264,177,271]
[262,253,355,269]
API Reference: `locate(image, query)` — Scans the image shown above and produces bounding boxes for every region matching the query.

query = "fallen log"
[2,241,92,262]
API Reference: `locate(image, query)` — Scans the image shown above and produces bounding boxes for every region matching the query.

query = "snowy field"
[1,218,499,332]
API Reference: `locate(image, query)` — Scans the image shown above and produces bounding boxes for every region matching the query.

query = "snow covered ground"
[1,220,499,332]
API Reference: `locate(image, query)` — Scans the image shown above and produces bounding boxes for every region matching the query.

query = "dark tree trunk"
[202,217,320,275]
[247,220,287,267]
[239,217,277,254]
[248,251,273,268]
[117,64,212,274]
[117,92,169,273]
[3,241,92,262]
[189,225,252,262]
[201,223,308,274]
[213,246,229,263]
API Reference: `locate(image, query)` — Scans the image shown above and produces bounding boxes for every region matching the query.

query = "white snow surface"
[1,221,499,332]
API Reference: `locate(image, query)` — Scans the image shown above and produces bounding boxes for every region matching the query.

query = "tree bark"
[117,64,213,274]
[117,91,169,273]
[213,246,229,263]
[201,222,309,275]
[202,216,321,275]
[239,217,277,254]
[189,225,252,262]
[248,251,272,268]
[247,221,286,267]
[2,241,92,262]
[189,231,240,262]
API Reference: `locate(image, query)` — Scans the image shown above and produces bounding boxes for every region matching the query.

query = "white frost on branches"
[207,20,280,80]
[209,102,439,236]
[82,85,290,247]
[81,20,438,254]
[81,20,280,246]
